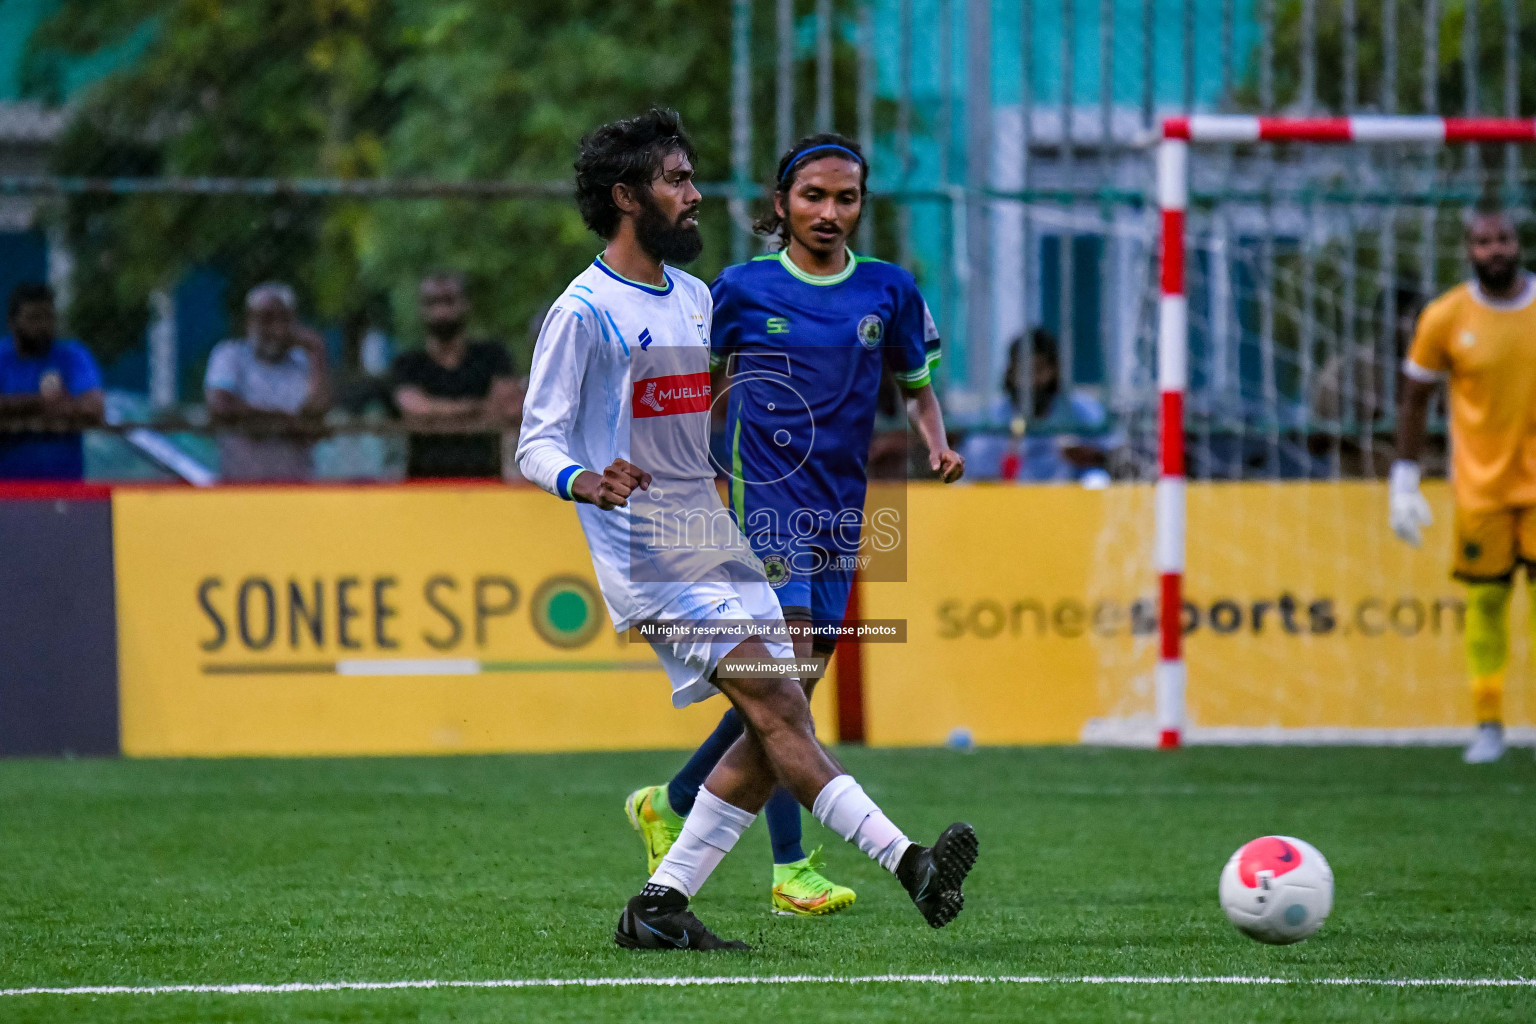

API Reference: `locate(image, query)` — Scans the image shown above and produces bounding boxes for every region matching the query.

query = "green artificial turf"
[2,746,1534,1022]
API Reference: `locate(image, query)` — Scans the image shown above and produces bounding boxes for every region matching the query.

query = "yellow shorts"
[1453,505,1536,582]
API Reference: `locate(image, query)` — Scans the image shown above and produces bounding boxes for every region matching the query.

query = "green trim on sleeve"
[730,418,745,522]
[560,467,587,501]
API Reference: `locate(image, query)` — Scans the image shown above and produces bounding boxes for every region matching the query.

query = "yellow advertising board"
[861,481,1532,745]
[113,480,1531,756]
[113,485,835,757]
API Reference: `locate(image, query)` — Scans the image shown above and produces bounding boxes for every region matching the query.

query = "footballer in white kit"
[517,226,792,707]
[518,108,977,952]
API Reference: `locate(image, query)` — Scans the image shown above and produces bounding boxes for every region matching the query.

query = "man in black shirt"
[392,272,522,478]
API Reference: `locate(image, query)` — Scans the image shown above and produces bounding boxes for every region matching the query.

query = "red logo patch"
[632,372,712,418]
[1237,836,1303,887]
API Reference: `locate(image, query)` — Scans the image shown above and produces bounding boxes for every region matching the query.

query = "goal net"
[1082,116,1536,747]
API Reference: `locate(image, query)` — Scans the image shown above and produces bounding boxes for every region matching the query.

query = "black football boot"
[614,884,751,951]
[896,822,979,928]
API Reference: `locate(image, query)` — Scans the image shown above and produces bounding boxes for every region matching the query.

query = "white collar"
[1469,272,1536,312]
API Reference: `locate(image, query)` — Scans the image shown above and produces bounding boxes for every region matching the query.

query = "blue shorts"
[749,536,856,652]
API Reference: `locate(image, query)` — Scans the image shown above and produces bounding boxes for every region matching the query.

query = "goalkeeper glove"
[1389,460,1433,548]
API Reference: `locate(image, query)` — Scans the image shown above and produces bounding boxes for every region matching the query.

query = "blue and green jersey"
[710,249,939,552]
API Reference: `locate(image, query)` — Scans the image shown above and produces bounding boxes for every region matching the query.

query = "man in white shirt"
[517,108,977,952]
[204,282,332,481]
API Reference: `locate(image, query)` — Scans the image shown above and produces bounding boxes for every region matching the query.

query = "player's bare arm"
[1394,375,1435,466]
[905,382,964,482]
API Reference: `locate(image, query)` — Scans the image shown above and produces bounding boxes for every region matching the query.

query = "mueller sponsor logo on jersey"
[632,372,713,418]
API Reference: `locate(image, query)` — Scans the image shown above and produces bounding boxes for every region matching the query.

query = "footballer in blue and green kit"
[625,133,964,917]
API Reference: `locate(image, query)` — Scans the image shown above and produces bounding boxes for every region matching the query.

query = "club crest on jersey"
[760,554,790,589]
[856,314,884,349]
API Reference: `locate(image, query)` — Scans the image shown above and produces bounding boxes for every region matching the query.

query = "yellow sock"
[1470,670,1506,725]
[1464,581,1511,725]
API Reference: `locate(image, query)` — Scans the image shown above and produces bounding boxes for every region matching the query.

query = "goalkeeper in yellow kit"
[1393,209,1536,763]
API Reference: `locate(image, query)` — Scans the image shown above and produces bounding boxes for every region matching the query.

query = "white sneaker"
[1463,722,1506,764]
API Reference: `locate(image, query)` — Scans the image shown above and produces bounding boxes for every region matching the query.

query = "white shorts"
[648,579,793,708]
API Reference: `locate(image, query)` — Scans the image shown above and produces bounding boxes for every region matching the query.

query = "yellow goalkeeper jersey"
[1407,276,1536,512]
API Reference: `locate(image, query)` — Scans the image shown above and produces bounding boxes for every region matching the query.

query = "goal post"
[1154,115,1536,749]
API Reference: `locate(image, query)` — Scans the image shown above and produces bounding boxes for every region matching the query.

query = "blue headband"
[779,144,864,184]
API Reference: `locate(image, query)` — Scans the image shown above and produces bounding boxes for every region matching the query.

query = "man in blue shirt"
[0,283,105,480]
[624,134,965,918]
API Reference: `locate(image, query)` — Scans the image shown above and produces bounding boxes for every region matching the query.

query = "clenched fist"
[573,458,652,510]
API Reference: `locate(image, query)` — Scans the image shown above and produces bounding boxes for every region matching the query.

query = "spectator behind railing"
[390,271,522,479]
[0,282,105,481]
[204,282,333,482]
[960,328,1113,484]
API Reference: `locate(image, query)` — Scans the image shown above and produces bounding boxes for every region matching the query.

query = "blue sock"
[764,786,806,865]
[666,708,743,816]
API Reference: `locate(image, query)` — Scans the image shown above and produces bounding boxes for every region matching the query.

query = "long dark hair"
[574,108,696,240]
[752,133,869,248]
[1004,328,1060,415]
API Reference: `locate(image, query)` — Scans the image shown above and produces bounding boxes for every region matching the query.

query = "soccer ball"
[1218,835,1333,944]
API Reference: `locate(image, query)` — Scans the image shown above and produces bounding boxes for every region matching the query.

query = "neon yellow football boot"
[623,784,684,874]
[771,847,857,917]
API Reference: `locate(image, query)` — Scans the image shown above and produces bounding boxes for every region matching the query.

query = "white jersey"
[518,257,766,631]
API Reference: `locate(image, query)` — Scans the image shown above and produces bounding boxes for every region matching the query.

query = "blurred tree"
[362,0,732,365]
[35,0,404,367]
[1253,1,1536,118]
[32,0,735,374]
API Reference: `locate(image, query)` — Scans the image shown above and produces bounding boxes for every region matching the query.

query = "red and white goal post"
[1154,115,1536,749]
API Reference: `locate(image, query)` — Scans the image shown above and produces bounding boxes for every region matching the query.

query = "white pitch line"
[3,974,1535,997]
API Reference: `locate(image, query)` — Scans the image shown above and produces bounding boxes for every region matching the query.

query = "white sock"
[811,774,913,874]
[648,787,756,897]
